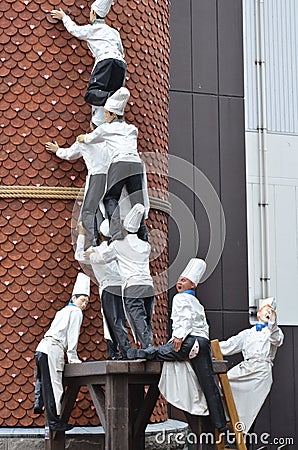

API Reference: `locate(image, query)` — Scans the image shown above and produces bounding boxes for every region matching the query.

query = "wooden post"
[105,373,129,450]
[129,384,146,450]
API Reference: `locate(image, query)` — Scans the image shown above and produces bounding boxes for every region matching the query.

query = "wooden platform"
[47,359,228,450]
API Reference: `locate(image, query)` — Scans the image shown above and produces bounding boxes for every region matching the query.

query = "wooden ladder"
[211,339,247,450]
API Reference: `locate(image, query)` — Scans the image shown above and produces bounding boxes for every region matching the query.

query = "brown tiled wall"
[0,0,169,426]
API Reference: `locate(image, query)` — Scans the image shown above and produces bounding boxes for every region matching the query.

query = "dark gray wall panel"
[168,92,197,288]
[218,0,244,97]
[192,94,223,310]
[269,327,295,439]
[193,94,220,193]
[219,96,248,311]
[223,311,250,339]
[205,311,223,340]
[169,0,192,91]
[256,327,295,443]
[169,92,193,160]
[198,264,223,311]
[192,0,218,94]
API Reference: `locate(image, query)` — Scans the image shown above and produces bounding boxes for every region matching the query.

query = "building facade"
[169,0,296,447]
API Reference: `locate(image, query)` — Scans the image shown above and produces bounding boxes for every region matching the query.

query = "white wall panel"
[243,0,298,134]
[274,186,298,324]
[246,132,298,325]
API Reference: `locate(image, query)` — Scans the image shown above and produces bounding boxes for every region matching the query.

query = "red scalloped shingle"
[0,0,169,428]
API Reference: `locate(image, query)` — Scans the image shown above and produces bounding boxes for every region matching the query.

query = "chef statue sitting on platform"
[219,298,284,435]
[127,258,228,436]
[34,273,90,432]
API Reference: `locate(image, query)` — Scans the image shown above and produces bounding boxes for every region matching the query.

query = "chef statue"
[77,87,150,243]
[219,298,284,434]
[85,204,154,349]
[50,0,126,110]
[33,273,90,432]
[46,108,110,250]
[127,258,228,436]
[75,220,131,360]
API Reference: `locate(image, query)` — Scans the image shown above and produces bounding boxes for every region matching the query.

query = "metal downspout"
[255,0,270,302]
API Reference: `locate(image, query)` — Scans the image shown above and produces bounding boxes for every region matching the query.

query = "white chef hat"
[92,106,105,127]
[179,258,207,286]
[91,0,112,17]
[100,219,111,237]
[72,273,90,297]
[258,297,276,311]
[123,203,145,233]
[104,87,130,116]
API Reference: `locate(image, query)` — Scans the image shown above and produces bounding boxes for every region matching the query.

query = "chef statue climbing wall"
[0,0,170,427]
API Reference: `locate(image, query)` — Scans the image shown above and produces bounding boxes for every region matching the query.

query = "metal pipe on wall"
[255,0,271,303]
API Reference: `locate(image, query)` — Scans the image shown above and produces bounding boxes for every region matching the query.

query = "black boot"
[127,346,157,360]
[107,340,120,360]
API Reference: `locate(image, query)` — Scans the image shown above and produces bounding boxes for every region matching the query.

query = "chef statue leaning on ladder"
[75,220,131,360]
[50,0,126,109]
[127,258,228,436]
[33,273,90,432]
[45,108,110,250]
[219,298,284,434]
[85,204,154,350]
[77,87,150,243]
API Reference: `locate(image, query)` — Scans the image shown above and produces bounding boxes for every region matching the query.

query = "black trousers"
[148,336,227,431]
[84,58,126,106]
[103,161,147,241]
[81,173,106,249]
[34,352,65,428]
[101,288,131,358]
[124,294,154,349]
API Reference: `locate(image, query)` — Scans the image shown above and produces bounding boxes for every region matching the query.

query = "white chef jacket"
[75,234,122,294]
[84,121,141,164]
[220,321,284,363]
[56,140,110,176]
[90,234,153,289]
[75,234,122,341]
[219,321,284,431]
[36,304,83,363]
[171,292,209,341]
[158,291,209,416]
[36,304,83,413]
[62,16,125,69]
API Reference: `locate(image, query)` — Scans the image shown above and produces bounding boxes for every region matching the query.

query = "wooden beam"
[88,384,106,430]
[133,383,160,439]
[64,361,163,378]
